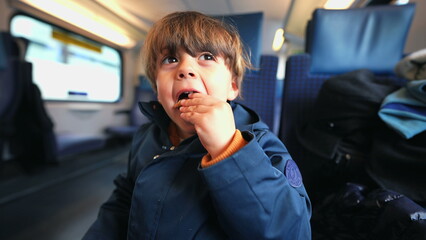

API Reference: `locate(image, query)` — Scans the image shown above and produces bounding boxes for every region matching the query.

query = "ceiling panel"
[93,0,308,44]
[115,0,187,23]
[182,0,232,15]
[105,0,292,28]
[286,0,325,38]
[231,0,291,21]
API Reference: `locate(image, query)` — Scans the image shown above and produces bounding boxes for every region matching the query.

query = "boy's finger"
[179,105,211,114]
[188,92,205,99]
[180,96,215,107]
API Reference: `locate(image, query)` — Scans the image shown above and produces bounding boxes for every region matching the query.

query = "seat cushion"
[57,134,106,158]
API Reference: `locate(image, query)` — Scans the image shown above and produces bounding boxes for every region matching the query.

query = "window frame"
[9,12,124,103]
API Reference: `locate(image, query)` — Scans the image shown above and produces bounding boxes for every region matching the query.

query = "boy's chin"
[177,124,197,139]
[178,120,195,130]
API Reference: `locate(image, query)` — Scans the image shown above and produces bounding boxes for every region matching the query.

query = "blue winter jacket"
[83,101,312,240]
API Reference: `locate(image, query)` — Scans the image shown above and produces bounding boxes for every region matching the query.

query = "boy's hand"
[179,93,235,159]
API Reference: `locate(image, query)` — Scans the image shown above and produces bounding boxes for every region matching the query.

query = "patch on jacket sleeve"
[285,159,302,188]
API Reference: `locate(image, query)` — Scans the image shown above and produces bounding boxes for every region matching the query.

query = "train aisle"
[0,146,129,240]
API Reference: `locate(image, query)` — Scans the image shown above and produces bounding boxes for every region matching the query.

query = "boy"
[84,11,311,240]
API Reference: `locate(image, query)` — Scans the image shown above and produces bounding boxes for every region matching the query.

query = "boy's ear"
[227,79,239,101]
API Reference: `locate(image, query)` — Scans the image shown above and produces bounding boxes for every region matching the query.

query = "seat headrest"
[0,32,10,70]
[0,43,5,70]
[216,12,263,68]
[0,32,27,70]
[309,4,415,74]
[14,37,30,61]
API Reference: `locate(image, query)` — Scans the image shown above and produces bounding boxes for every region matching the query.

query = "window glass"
[10,15,122,102]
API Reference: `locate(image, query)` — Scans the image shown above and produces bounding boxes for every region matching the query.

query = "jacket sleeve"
[198,130,312,240]
[82,159,134,240]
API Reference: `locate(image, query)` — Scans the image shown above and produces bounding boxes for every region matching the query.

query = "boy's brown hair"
[142,11,251,94]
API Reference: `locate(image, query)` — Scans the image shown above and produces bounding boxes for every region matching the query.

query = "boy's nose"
[178,72,196,78]
[177,59,197,79]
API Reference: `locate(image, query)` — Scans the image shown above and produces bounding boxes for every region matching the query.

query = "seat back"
[0,32,24,161]
[131,76,156,127]
[236,55,280,134]
[7,37,58,167]
[8,36,106,167]
[278,4,415,197]
[217,12,263,68]
[105,76,156,141]
[308,4,415,74]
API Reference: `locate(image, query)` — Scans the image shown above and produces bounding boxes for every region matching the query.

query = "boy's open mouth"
[174,91,197,108]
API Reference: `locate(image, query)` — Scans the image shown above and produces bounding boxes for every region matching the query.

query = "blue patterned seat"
[105,76,156,142]
[278,4,415,196]
[236,55,281,134]
[279,54,406,171]
[2,33,108,168]
[0,32,24,162]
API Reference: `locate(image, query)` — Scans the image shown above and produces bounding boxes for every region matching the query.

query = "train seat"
[217,12,263,68]
[236,55,281,135]
[105,76,155,142]
[278,3,425,237]
[219,13,281,131]
[0,32,24,162]
[56,134,106,158]
[3,34,107,168]
[279,3,416,199]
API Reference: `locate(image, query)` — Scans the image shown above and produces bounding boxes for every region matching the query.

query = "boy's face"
[156,47,239,139]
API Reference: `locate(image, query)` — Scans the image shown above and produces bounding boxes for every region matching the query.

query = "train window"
[10,14,122,102]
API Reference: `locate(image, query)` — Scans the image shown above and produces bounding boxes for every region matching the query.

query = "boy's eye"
[162,56,178,64]
[199,53,215,61]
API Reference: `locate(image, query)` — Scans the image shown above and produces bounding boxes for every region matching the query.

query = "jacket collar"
[139,101,170,134]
